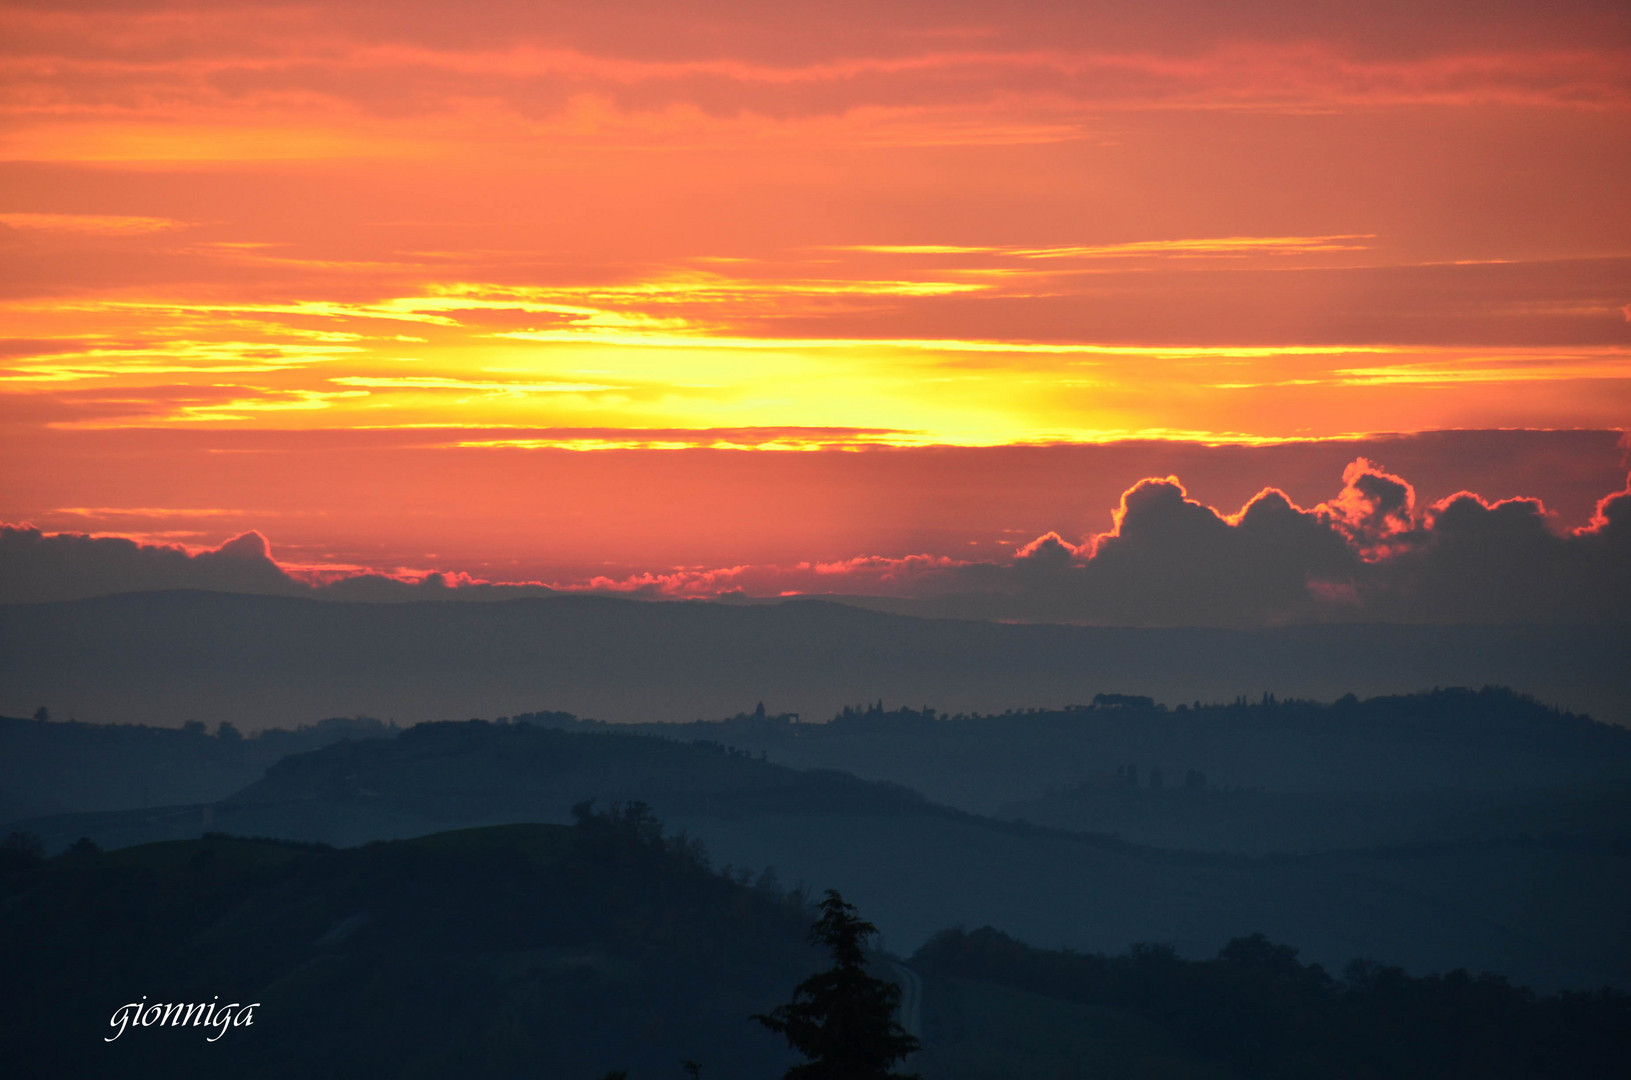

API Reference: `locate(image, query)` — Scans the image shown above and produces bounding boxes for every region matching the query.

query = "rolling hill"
[13,718,1629,992]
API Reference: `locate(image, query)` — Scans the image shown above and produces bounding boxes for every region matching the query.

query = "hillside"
[568,690,1631,857]
[0,713,394,821]
[558,688,1631,813]
[0,813,1226,1080]
[6,719,934,852]
[14,719,1630,991]
[0,814,817,1080]
[912,927,1631,1080]
[4,819,1625,1080]
[12,688,1631,856]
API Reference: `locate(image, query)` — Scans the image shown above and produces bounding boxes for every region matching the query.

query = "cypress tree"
[754,890,920,1080]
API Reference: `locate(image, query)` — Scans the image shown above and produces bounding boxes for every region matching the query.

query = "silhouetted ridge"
[234,719,931,821]
[530,687,1631,819]
[913,926,1631,1080]
[594,685,1622,751]
[0,814,818,1079]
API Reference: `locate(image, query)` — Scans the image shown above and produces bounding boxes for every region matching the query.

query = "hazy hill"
[11,688,1630,857]
[6,719,933,852]
[568,690,1631,854]
[996,783,1631,856]
[2,590,1628,728]
[0,713,394,821]
[563,689,1631,810]
[15,720,1630,992]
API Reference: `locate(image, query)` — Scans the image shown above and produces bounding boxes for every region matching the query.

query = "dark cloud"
[0,526,556,605]
[987,476,1363,625]
[0,525,302,604]
[1377,479,1631,622]
[317,572,556,603]
[937,461,1631,626]
[1,460,1626,624]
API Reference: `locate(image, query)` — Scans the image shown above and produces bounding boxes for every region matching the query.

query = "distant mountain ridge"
[3,589,1628,728]
[537,687,1631,811]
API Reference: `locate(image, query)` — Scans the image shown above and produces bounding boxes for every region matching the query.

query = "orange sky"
[2,1,1629,588]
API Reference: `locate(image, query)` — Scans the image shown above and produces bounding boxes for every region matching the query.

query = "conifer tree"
[754,890,920,1080]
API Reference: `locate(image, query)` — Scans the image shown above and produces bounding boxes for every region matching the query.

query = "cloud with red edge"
[1316,458,1418,558]
[970,461,1630,625]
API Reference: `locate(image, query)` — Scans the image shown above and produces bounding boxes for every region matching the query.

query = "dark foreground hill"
[2,590,1628,727]
[0,813,818,1080]
[17,720,1631,991]
[911,927,1631,1080]
[4,819,1628,1080]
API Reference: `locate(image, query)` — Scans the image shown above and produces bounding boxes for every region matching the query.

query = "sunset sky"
[2,0,1628,600]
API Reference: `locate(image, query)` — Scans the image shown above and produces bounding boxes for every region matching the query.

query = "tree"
[754,890,920,1080]
[1,830,46,873]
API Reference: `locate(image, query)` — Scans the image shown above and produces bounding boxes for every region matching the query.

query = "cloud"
[0,214,187,236]
[958,461,1631,625]
[545,462,1630,625]
[2,461,1626,623]
[1315,458,1416,557]
[1585,476,1631,534]
[5,2,1627,132]
[0,525,558,604]
[987,477,1365,625]
[0,526,302,604]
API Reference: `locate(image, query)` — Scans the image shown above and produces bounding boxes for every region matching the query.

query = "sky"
[1,0,1628,615]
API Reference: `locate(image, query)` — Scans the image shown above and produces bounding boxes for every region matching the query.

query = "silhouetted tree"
[754,889,920,1080]
[0,830,46,873]
[3,831,44,859]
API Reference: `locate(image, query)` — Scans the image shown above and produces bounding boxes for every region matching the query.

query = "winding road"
[887,961,923,1040]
